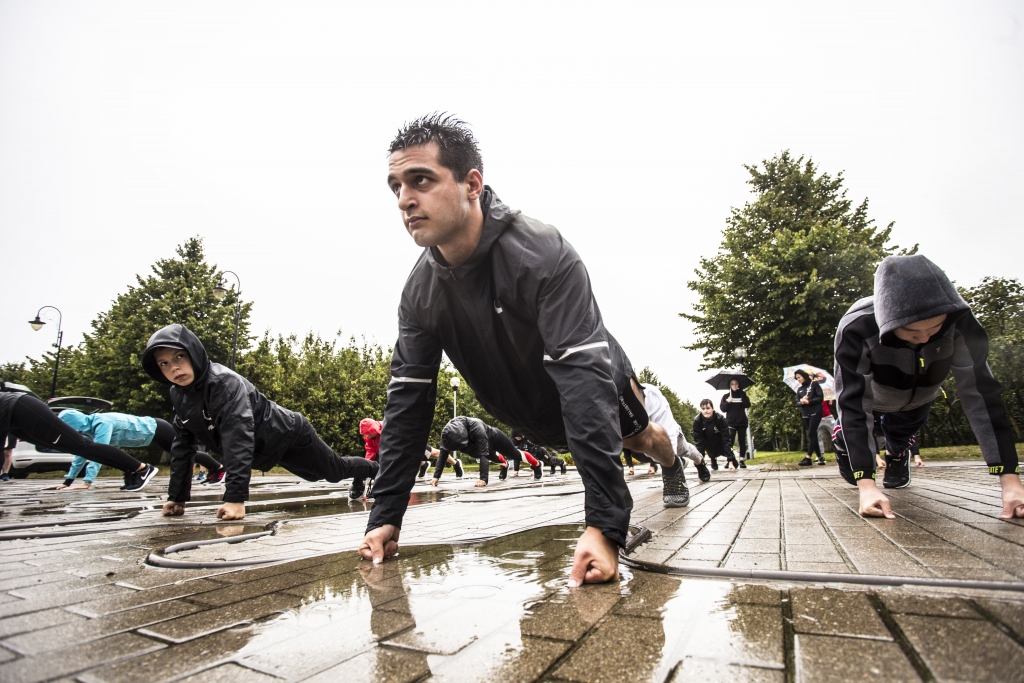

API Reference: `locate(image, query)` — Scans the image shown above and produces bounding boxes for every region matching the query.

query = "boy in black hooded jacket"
[833,255,1023,521]
[142,324,379,519]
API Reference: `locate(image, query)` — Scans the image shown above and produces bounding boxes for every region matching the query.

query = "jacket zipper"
[900,353,924,410]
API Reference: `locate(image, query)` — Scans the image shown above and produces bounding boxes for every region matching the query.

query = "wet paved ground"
[1,462,1023,682]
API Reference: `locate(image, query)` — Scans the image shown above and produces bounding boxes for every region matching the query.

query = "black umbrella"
[704,369,754,391]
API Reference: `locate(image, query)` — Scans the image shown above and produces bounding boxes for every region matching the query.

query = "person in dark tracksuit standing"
[359,114,687,586]
[794,369,825,467]
[142,324,379,518]
[719,379,751,465]
[832,254,1023,520]
[693,400,737,470]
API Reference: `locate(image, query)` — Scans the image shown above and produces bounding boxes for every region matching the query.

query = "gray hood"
[874,255,969,338]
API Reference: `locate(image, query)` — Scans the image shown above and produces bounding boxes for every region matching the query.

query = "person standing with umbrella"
[720,378,751,464]
[794,369,825,466]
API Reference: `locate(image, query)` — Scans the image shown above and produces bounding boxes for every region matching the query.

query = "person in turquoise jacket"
[43,410,223,490]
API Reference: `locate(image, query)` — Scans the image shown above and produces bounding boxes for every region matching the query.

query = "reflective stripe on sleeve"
[542,341,610,362]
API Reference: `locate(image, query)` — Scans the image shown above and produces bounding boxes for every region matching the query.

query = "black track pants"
[277,417,379,483]
[803,412,822,457]
[10,396,141,473]
[479,430,519,484]
[728,426,748,460]
[151,418,222,471]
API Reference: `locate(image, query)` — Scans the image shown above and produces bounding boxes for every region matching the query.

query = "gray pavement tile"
[612,572,681,619]
[724,553,781,570]
[878,592,982,619]
[3,598,201,655]
[429,633,572,683]
[0,645,15,663]
[0,583,133,619]
[176,663,282,682]
[551,613,672,683]
[678,603,785,668]
[139,592,304,643]
[785,561,852,574]
[188,572,314,607]
[790,589,891,640]
[0,606,85,639]
[526,588,622,639]
[69,578,225,618]
[897,613,1024,682]
[79,627,256,683]
[794,633,920,683]
[668,657,784,682]
[974,598,1024,639]
[785,545,845,563]
[728,584,783,606]
[673,544,730,562]
[0,632,164,683]
[732,538,780,554]
[301,645,431,683]
[902,547,994,568]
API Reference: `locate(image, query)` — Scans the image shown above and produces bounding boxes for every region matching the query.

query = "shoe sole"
[663,498,690,508]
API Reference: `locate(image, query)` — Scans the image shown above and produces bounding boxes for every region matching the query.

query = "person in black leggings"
[432,416,519,487]
[795,369,824,467]
[623,448,658,475]
[0,385,158,491]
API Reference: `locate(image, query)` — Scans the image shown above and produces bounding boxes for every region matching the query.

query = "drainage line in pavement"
[618,554,1024,594]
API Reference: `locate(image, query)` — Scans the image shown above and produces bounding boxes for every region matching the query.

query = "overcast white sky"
[2,1,1022,408]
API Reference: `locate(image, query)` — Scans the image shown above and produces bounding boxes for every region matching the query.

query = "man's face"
[893,314,948,344]
[386,142,480,249]
[701,405,714,418]
[154,347,194,386]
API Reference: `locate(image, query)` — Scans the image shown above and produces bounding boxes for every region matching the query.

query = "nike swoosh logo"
[180,419,190,424]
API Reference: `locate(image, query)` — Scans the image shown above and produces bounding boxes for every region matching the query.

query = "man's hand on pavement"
[216,502,245,520]
[359,524,400,564]
[430,478,439,487]
[162,501,185,516]
[857,479,895,519]
[999,473,1024,519]
[567,526,620,587]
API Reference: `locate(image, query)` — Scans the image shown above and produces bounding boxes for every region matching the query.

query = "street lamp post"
[214,271,242,370]
[450,376,460,420]
[733,346,755,458]
[28,306,63,399]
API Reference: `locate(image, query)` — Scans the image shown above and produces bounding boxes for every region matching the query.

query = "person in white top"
[642,384,711,483]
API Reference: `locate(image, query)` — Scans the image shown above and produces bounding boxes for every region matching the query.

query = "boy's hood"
[359,418,382,437]
[441,419,469,451]
[58,409,92,433]
[874,255,969,339]
[141,324,210,386]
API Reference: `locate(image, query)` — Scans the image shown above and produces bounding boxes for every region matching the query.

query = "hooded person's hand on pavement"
[359,524,400,564]
[567,526,619,586]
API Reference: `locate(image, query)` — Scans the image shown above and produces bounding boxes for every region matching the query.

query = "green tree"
[65,237,251,418]
[683,152,904,449]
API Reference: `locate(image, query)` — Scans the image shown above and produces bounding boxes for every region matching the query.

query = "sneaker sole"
[663,497,690,508]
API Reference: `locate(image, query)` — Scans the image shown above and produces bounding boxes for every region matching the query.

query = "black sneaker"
[834,452,859,486]
[798,457,814,467]
[709,458,718,471]
[532,465,543,480]
[695,458,711,483]
[453,459,464,479]
[417,462,428,478]
[206,468,226,485]
[662,457,689,508]
[123,464,158,492]
[883,452,911,489]
[498,464,508,481]
[816,457,826,466]
[738,459,747,469]
[365,478,375,500]
[560,460,567,475]
[349,477,366,500]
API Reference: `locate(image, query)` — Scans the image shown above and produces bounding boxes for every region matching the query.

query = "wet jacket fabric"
[692,412,732,457]
[369,188,635,547]
[0,386,27,442]
[719,390,751,427]
[796,382,823,417]
[835,255,1017,476]
[58,410,159,448]
[359,418,382,461]
[142,325,301,503]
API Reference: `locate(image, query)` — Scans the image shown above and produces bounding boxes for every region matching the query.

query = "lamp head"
[28,316,44,332]
[450,376,461,390]
[733,347,747,360]
[213,280,229,301]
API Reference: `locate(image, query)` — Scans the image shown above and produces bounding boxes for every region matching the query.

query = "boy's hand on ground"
[359,524,400,564]
[216,502,245,520]
[40,484,69,491]
[568,526,620,587]
[858,480,895,519]
[430,478,439,487]
[999,474,1024,519]
[162,501,185,516]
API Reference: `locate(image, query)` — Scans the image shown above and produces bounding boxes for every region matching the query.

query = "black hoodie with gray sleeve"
[834,255,1016,478]
[142,324,301,503]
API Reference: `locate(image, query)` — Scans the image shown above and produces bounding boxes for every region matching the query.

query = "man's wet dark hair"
[700,399,714,409]
[388,113,483,182]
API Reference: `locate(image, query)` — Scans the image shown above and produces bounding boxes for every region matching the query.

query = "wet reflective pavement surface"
[1,464,1024,681]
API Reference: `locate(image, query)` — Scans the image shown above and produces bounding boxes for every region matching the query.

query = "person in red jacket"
[359,418,383,461]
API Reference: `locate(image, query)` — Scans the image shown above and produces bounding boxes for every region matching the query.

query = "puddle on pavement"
[203,525,784,682]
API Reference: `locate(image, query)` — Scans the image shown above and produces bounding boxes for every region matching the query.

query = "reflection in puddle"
[215,526,785,682]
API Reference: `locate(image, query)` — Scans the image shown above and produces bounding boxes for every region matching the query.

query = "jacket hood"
[141,324,210,386]
[359,418,382,437]
[426,186,518,276]
[441,419,469,451]
[58,409,92,434]
[874,255,969,338]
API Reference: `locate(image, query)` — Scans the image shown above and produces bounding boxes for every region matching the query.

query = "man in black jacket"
[359,114,685,585]
[833,255,1024,520]
[693,400,737,470]
[142,325,379,519]
[430,416,522,485]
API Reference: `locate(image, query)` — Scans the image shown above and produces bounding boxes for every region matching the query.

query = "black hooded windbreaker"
[834,255,1017,478]
[142,325,301,503]
[368,188,635,547]
[438,416,491,462]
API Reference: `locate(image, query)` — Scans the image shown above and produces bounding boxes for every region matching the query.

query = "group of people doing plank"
[3,115,1019,587]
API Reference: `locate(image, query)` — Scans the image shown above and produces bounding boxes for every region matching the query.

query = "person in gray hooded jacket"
[833,254,1023,521]
[142,324,379,519]
[359,114,687,586]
